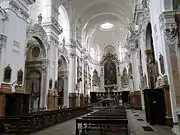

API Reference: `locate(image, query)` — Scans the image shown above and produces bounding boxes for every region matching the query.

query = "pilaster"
[159,11,180,133]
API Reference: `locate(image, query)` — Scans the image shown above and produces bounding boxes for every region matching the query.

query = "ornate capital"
[159,11,178,44]
[164,23,177,44]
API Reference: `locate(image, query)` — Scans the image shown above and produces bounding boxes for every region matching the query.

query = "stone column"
[160,11,180,133]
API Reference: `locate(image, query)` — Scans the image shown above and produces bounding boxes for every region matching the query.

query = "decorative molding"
[159,11,178,44]
[0,34,7,48]
[0,7,8,20]
[9,0,29,20]
[12,40,20,54]
[50,35,59,45]
[42,17,63,35]
[23,0,36,5]
[125,24,139,52]
[41,59,49,73]
[27,23,48,43]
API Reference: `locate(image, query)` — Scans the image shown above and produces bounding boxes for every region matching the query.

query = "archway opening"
[58,5,70,44]
[145,23,158,89]
[25,36,46,112]
[57,55,68,107]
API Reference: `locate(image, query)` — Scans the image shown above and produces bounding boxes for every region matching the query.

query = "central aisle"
[31,109,172,135]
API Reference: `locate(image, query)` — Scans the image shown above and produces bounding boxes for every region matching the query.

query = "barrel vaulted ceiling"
[71,0,135,53]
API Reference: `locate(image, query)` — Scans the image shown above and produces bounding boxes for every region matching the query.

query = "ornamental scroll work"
[163,23,178,44]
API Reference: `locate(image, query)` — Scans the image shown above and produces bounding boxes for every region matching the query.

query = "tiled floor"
[127,109,172,135]
[31,109,173,135]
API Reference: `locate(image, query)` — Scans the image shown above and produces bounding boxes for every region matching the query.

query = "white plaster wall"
[29,0,52,23]
[0,5,28,84]
[149,0,169,77]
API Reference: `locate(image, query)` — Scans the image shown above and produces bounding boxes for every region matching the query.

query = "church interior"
[0,0,180,134]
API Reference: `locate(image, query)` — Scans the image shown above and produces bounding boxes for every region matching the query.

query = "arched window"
[58,5,70,44]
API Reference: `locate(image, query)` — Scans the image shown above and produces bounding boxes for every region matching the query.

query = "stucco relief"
[9,0,29,20]
[164,24,178,44]
[159,11,178,44]
[0,7,8,21]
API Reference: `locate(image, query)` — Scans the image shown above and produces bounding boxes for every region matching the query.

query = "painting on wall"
[104,61,117,85]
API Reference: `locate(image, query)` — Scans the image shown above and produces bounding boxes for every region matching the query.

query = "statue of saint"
[54,80,58,90]
[3,65,12,83]
[159,54,165,75]
[49,79,53,89]
[38,13,42,25]
[123,67,127,76]
[17,68,23,85]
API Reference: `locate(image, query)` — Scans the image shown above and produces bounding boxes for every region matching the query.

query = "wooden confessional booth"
[143,89,166,125]
[1,92,30,117]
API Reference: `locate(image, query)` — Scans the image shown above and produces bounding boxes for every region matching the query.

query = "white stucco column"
[68,50,77,94]
[159,11,180,133]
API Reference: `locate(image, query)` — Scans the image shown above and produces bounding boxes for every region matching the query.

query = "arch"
[58,5,70,44]
[26,23,49,58]
[104,45,116,55]
[57,55,68,107]
[146,23,154,50]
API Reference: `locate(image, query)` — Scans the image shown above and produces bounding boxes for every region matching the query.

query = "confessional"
[4,93,30,116]
[143,89,166,125]
[121,91,129,104]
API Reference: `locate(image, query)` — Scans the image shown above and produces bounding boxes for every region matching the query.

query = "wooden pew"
[76,118,128,135]
[76,106,128,135]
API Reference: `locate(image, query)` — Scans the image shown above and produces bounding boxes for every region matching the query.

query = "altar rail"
[0,107,92,134]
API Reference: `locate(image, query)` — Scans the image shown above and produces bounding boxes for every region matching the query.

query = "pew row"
[76,106,129,135]
[0,107,92,134]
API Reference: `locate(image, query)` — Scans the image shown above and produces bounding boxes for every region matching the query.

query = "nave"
[31,106,172,135]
